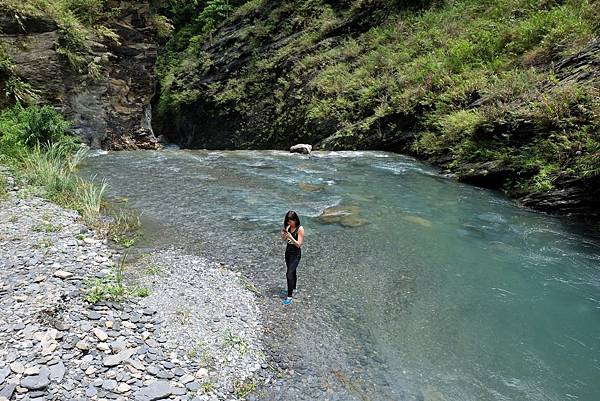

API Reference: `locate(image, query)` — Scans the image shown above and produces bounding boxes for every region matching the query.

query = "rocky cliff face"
[155,0,599,218]
[154,0,393,150]
[0,1,160,150]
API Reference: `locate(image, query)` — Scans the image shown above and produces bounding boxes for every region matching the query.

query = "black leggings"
[285,249,301,297]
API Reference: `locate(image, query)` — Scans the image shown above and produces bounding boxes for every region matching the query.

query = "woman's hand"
[282,231,293,241]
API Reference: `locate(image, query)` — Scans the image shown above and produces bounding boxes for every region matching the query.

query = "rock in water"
[290,144,312,154]
[402,215,433,227]
[298,182,323,192]
[317,205,368,227]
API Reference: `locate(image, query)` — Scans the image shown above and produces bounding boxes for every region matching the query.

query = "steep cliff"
[155,0,599,217]
[0,0,160,149]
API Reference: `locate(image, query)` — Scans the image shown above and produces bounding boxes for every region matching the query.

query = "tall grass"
[0,104,106,223]
[19,143,106,224]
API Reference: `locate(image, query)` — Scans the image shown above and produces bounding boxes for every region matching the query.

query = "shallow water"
[81,150,600,401]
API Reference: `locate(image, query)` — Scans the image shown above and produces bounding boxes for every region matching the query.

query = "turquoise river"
[82,150,600,401]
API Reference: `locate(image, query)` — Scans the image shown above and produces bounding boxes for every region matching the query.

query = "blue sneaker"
[282,297,293,306]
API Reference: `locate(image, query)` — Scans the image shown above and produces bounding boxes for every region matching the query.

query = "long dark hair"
[283,210,301,231]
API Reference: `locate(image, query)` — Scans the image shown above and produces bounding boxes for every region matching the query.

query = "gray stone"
[134,381,173,400]
[102,379,117,391]
[9,361,24,374]
[0,367,10,384]
[53,270,73,279]
[0,383,17,399]
[116,382,131,393]
[156,370,173,379]
[93,328,108,341]
[49,361,65,383]
[186,381,201,392]
[111,339,127,353]
[75,341,90,351]
[171,386,186,395]
[85,385,97,397]
[103,355,120,367]
[130,312,141,323]
[28,390,47,398]
[20,373,50,390]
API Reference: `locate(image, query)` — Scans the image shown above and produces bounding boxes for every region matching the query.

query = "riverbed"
[81,150,600,401]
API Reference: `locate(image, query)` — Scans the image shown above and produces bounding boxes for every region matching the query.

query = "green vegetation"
[187,339,206,359]
[233,378,257,399]
[85,253,150,303]
[176,306,191,324]
[0,104,107,224]
[85,255,128,303]
[221,329,249,355]
[32,222,62,233]
[0,103,148,304]
[201,380,215,394]
[155,0,250,113]
[0,174,6,199]
[106,207,142,248]
[145,263,165,276]
[158,0,600,195]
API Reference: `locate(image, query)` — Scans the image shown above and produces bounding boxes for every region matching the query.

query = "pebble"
[53,270,73,279]
[93,328,109,341]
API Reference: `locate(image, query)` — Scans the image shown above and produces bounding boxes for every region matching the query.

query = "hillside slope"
[155,0,600,216]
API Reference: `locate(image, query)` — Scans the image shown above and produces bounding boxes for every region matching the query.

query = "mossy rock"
[402,215,432,227]
[317,205,368,227]
[298,181,324,192]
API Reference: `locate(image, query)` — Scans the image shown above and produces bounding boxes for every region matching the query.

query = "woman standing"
[281,210,304,305]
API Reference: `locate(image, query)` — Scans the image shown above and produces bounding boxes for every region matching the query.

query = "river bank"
[0,170,272,401]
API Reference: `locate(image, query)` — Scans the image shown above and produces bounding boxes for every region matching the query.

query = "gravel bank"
[0,172,271,401]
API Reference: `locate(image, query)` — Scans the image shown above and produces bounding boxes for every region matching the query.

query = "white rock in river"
[290,143,312,154]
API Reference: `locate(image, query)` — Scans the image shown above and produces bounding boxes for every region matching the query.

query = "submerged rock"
[298,182,324,192]
[402,215,432,227]
[317,205,368,227]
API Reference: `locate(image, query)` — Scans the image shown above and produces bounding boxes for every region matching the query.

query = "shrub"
[0,104,75,160]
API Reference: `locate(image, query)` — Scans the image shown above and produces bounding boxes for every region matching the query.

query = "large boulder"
[290,144,312,154]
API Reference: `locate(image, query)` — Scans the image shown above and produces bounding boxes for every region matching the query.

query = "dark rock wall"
[0,1,160,150]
